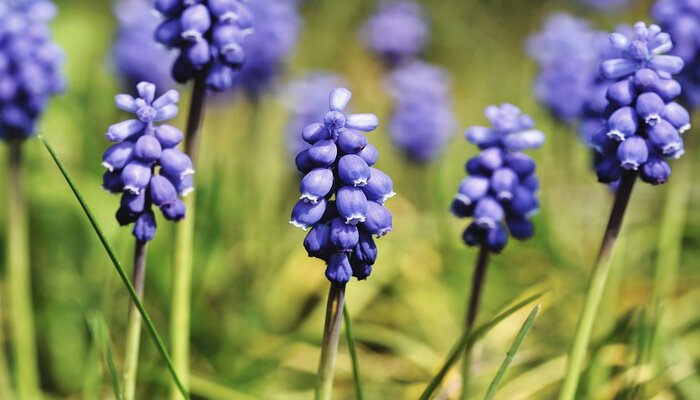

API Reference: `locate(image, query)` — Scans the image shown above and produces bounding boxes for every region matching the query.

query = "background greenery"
[1,0,698,398]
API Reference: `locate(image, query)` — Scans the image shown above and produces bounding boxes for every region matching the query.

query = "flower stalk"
[559,170,637,400]
[316,283,346,400]
[170,74,207,400]
[7,140,40,400]
[461,245,490,399]
[123,240,148,400]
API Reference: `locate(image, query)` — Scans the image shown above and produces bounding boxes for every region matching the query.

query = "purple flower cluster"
[290,88,394,284]
[0,0,65,140]
[103,82,194,242]
[653,0,700,107]
[238,0,301,98]
[386,60,455,162]
[452,104,545,253]
[526,13,606,124]
[154,0,253,92]
[284,72,346,157]
[112,0,175,92]
[359,1,429,66]
[592,22,689,185]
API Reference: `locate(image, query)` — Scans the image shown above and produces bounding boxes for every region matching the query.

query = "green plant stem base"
[316,283,346,400]
[123,240,148,400]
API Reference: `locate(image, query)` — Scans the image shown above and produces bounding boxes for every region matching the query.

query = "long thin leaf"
[484,305,540,400]
[87,312,123,400]
[343,305,364,400]
[419,292,543,400]
[38,135,191,400]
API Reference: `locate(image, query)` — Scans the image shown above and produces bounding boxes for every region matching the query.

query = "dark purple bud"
[455,176,489,207]
[120,191,146,214]
[596,154,623,183]
[299,168,334,203]
[180,4,211,42]
[338,155,370,187]
[155,0,182,18]
[607,78,636,106]
[474,147,503,171]
[336,129,368,154]
[121,161,152,194]
[361,201,393,237]
[635,92,665,125]
[507,216,534,240]
[632,68,658,92]
[155,19,183,47]
[102,141,134,172]
[295,149,314,173]
[616,136,648,170]
[134,135,163,162]
[205,62,235,92]
[353,232,377,266]
[103,170,123,193]
[356,143,379,166]
[133,211,157,242]
[186,39,210,68]
[336,187,368,225]
[362,167,395,204]
[451,198,474,218]
[652,78,681,102]
[521,174,540,191]
[473,197,504,229]
[462,223,484,247]
[150,175,178,206]
[509,186,538,217]
[640,154,671,185]
[351,261,373,281]
[116,207,139,226]
[307,140,338,167]
[161,199,186,221]
[491,168,519,200]
[607,107,639,141]
[160,148,195,179]
[304,223,333,259]
[325,253,353,284]
[155,125,184,148]
[330,218,359,251]
[661,103,690,133]
[504,153,535,177]
[647,119,683,157]
[302,123,330,144]
[290,199,327,230]
[485,225,508,253]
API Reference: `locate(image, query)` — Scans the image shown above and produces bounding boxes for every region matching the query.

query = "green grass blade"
[87,312,123,400]
[484,304,540,400]
[419,292,543,400]
[38,135,191,400]
[343,305,364,400]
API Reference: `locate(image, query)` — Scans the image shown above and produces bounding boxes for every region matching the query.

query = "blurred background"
[1,0,698,398]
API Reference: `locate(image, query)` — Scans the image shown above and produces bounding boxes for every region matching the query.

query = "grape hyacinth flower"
[284,72,346,157]
[289,87,392,399]
[591,22,688,185]
[360,1,429,66]
[238,0,301,99]
[103,82,194,242]
[155,0,253,92]
[386,60,455,162]
[0,0,65,141]
[653,0,700,107]
[451,104,544,398]
[112,0,175,92]
[560,22,689,400]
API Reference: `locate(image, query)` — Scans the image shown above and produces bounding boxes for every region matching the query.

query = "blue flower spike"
[290,87,394,284]
[103,82,194,242]
[453,104,544,253]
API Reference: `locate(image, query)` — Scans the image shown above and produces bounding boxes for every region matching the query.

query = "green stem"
[343,305,364,400]
[316,284,346,400]
[7,140,40,399]
[559,171,637,400]
[123,240,148,400]
[38,135,190,399]
[0,280,13,400]
[170,75,207,400]
[461,245,490,399]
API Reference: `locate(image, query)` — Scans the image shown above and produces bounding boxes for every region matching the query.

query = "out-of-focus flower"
[238,0,301,99]
[578,0,634,11]
[0,0,65,140]
[103,82,194,242]
[112,0,175,92]
[290,87,393,283]
[386,60,455,162]
[452,104,544,253]
[653,0,700,107]
[154,0,253,92]
[592,22,689,185]
[284,72,346,157]
[359,1,429,66]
